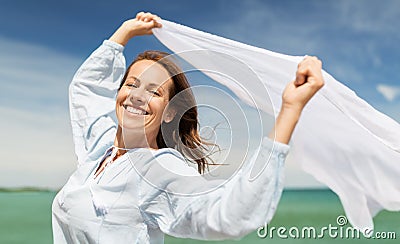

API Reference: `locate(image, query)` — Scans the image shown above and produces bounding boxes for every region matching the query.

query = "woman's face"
[116,60,175,146]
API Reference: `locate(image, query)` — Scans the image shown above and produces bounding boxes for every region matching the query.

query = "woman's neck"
[114,126,158,156]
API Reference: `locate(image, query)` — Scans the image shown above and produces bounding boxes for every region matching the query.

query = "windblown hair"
[119,50,216,174]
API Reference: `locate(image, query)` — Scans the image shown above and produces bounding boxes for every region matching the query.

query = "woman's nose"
[128,89,147,104]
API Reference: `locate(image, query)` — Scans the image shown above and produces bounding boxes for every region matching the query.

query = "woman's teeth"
[125,106,147,115]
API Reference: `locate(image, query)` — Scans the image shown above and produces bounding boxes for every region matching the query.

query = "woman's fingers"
[142,12,153,22]
[137,12,158,22]
[281,55,325,113]
[134,11,162,29]
[136,11,145,20]
[153,19,162,28]
[295,70,307,86]
[295,56,323,87]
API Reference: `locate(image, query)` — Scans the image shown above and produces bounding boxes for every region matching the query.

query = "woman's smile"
[123,104,150,116]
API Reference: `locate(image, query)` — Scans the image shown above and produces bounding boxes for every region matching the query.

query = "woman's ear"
[163,107,177,123]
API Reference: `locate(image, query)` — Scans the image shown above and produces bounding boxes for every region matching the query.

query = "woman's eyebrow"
[147,83,165,91]
[127,76,165,91]
[127,76,141,85]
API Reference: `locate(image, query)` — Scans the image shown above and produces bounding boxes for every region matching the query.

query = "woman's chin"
[119,114,146,129]
[119,122,145,132]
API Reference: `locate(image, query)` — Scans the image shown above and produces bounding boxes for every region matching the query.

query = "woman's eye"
[150,91,161,96]
[126,83,138,88]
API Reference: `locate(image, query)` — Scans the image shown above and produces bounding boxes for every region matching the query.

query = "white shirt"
[51,40,290,243]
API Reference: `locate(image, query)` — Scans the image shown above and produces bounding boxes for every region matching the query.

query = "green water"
[0,190,398,243]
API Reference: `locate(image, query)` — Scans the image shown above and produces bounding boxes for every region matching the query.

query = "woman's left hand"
[269,56,325,144]
[281,56,325,114]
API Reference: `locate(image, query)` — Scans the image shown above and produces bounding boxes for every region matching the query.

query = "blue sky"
[1,0,399,188]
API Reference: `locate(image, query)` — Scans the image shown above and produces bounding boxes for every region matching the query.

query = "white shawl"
[153,20,400,232]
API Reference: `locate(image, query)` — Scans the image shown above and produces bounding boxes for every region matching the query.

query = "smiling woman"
[115,59,173,150]
[52,11,324,244]
[116,50,216,174]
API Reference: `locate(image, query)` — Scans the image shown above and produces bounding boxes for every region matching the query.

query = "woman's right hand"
[109,12,162,46]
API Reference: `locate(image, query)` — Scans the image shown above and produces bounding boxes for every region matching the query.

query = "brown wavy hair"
[119,50,217,174]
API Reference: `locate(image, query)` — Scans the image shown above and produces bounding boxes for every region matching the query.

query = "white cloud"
[377,84,400,102]
[337,0,400,36]
[0,36,81,112]
[0,37,81,189]
[0,106,76,189]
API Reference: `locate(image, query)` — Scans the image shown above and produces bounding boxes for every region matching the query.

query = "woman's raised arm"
[69,12,162,166]
[269,56,325,144]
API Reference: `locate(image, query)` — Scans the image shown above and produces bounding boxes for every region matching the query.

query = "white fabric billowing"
[153,20,400,232]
